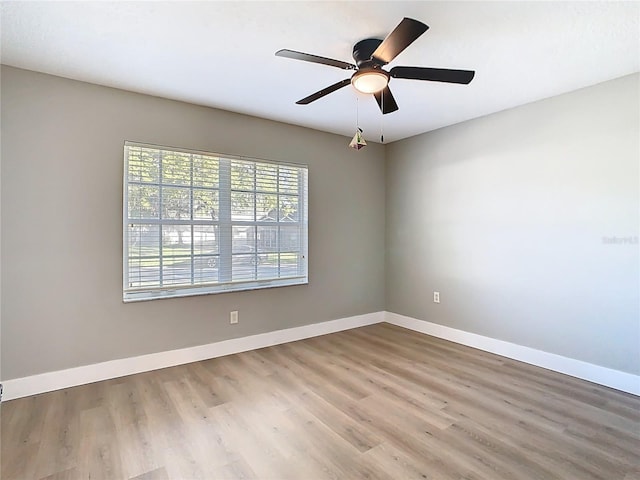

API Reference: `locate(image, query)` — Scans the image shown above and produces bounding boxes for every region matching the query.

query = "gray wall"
[0,66,386,380]
[2,66,638,381]
[386,74,640,375]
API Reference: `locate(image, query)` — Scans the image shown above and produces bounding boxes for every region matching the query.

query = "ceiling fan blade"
[371,18,429,65]
[390,66,475,84]
[373,86,399,114]
[296,79,352,105]
[276,49,356,70]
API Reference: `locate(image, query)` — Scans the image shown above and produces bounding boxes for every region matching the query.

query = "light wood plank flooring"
[2,323,639,479]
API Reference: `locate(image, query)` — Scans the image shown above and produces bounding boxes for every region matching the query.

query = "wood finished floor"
[2,323,640,480]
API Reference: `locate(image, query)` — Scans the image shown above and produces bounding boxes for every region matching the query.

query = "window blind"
[123,142,308,302]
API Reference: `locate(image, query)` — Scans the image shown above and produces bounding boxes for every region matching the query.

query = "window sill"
[123,276,308,302]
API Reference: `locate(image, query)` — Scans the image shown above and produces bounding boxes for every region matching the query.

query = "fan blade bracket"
[275,49,356,70]
[371,18,429,65]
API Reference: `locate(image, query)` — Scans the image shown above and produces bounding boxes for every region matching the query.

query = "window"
[123,142,308,302]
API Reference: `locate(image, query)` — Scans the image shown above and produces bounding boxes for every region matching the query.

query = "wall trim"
[2,311,384,401]
[385,312,640,396]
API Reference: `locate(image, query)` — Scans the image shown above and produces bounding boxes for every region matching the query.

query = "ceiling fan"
[275,17,475,114]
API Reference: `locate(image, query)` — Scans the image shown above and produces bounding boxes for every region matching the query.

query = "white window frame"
[123,142,308,302]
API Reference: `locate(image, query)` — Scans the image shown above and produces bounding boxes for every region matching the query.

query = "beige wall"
[0,66,386,380]
[386,74,640,375]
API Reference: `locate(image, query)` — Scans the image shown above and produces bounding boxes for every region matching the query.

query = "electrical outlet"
[230,311,239,324]
[433,291,440,303]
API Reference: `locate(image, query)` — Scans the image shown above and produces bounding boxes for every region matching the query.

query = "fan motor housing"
[352,38,383,68]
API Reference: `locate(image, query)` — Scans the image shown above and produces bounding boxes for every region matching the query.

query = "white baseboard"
[4,310,637,400]
[2,311,384,401]
[385,312,640,396]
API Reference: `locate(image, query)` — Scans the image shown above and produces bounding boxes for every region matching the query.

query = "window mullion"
[253,165,258,275]
[158,149,164,287]
[190,153,195,285]
[218,159,232,282]
[123,146,130,291]
[298,169,306,277]
[277,166,281,278]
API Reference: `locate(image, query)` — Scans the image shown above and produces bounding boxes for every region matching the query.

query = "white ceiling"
[1,1,639,143]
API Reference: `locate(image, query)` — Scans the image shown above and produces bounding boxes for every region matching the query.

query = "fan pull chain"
[380,93,384,143]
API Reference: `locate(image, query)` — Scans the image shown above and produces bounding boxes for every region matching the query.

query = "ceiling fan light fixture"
[351,70,389,94]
